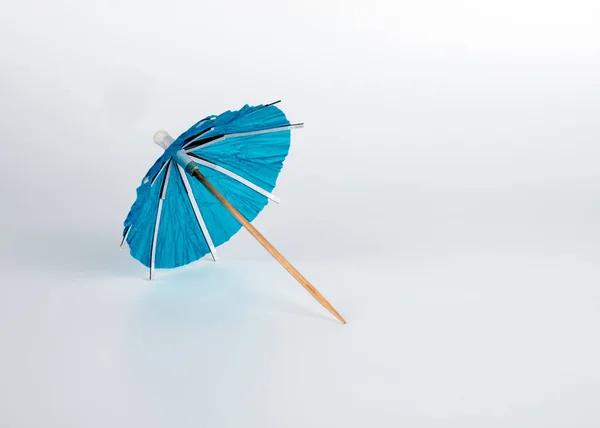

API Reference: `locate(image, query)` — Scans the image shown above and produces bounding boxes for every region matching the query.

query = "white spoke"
[186,123,303,151]
[149,161,169,186]
[176,164,219,261]
[189,155,280,204]
[150,162,172,279]
[120,226,131,249]
[194,117,215,128]
[183,127,215,149]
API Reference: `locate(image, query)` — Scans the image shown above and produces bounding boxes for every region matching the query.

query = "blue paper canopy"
[122,102,300,275]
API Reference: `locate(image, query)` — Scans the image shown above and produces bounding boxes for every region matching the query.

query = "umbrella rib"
[182,127,214,148]
[150,161,172,279]
[187,153,280,204]
[185,123,304,152]
[185,102,279,147]
[120,225,131,248]
[150,161,169,186]
[193,116,216,129]
[244,101,281,117]
[176,164,218,261]
[235,100,281,120]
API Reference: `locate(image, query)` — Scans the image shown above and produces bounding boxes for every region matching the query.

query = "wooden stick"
[192,169,346,324]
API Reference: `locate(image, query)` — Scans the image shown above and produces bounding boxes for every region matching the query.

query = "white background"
[1,1,599,427]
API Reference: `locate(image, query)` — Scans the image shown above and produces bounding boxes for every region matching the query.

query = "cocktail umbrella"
[121,102,345,324]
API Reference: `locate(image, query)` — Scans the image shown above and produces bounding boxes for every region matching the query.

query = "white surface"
[1,0,600,427]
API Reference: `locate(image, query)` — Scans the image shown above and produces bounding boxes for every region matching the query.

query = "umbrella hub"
[153,130,175,149]
[153,130,198,175]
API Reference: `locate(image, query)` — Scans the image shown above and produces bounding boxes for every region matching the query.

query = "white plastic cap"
[153,130,175,150]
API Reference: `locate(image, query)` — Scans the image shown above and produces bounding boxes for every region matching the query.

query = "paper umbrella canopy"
[121,102,345,323]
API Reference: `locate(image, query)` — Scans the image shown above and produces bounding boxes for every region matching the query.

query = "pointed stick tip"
[335,313,347,325]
